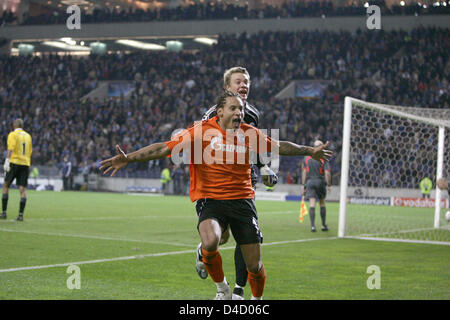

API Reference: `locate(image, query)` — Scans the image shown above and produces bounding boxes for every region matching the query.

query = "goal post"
[435,126,445,229]
[338,97,352,238]
[338,97,450,244]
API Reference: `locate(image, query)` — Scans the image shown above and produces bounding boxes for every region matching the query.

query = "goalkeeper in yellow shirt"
[1,119,32,221]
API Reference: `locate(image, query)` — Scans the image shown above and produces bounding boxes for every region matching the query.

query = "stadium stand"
[0,1,448,26]
[0,27,448,186]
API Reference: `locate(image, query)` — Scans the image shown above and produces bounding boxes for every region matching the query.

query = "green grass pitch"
[0,190,448,300]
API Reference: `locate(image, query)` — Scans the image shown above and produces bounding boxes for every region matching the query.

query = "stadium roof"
[11,35,218,55]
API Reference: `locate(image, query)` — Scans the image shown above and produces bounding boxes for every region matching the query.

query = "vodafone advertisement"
[392,197,449,208]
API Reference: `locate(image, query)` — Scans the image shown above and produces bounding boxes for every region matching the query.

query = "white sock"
[251,295,263,300]
[234,284,244,289]
[216,277,229,291]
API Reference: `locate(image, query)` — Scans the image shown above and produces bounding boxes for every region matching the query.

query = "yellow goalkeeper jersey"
[7,128,32,166]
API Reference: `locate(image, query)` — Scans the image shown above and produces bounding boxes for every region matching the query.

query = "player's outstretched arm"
[100,143,170,177]
[279,141,333,161]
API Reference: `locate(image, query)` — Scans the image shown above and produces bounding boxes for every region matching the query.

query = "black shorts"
[196,198,263,245]
[5,163,29,188]
[305,179,327,200]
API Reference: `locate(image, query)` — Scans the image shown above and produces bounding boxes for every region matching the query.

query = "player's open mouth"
[238,89,248,97]
[232,118,242,126]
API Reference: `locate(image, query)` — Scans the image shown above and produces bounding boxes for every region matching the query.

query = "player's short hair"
[216,91,241,110]
[13,118,24,128]
[223,67,250,89]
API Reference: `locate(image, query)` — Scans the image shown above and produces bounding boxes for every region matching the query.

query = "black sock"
[2,194,8,213]
[309,207,316,227]
[320,207,326,226]
[234,244,248,287]
[19,198,26,216]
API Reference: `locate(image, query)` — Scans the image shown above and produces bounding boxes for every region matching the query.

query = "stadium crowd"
[4,1,449,26]
[0,9,17,25]
[0,27,448,188]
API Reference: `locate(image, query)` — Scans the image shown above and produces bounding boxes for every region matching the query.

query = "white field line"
[0,237,337,273]
[346,236,450,246]
[126,193,163,197]
[0,210,299,223]
[357,225,450,238]
[0,210,300,249]
[0,216,191,222]
[0,228,193,248]
[347,225,450,245]
[260,210,298,215]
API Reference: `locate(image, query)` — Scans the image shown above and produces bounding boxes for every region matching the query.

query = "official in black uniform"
[301,140,331,232]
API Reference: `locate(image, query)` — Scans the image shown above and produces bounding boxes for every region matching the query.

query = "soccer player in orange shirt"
[100,91,333,299]
[199,66,277,300]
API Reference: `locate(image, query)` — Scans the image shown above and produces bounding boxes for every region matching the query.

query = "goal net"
[338,97,450,245]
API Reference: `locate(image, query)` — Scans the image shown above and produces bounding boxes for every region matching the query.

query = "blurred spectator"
[172,164,185,195]
[0,10,17,25]
[61,156,73,190]
[0,28,448,190]
[16,1,450,26]
[80,159,91,185]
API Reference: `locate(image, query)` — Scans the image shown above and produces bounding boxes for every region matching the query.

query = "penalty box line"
[0,210,299,222]
[0,237,337,273]
[0,227,195,248]
[0,209,300,247]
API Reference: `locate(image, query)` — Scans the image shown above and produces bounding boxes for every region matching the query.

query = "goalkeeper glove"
[3,159,10,173]
[260,165,278,187]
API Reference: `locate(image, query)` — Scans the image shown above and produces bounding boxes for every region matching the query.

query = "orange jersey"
[165,116,277,201]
